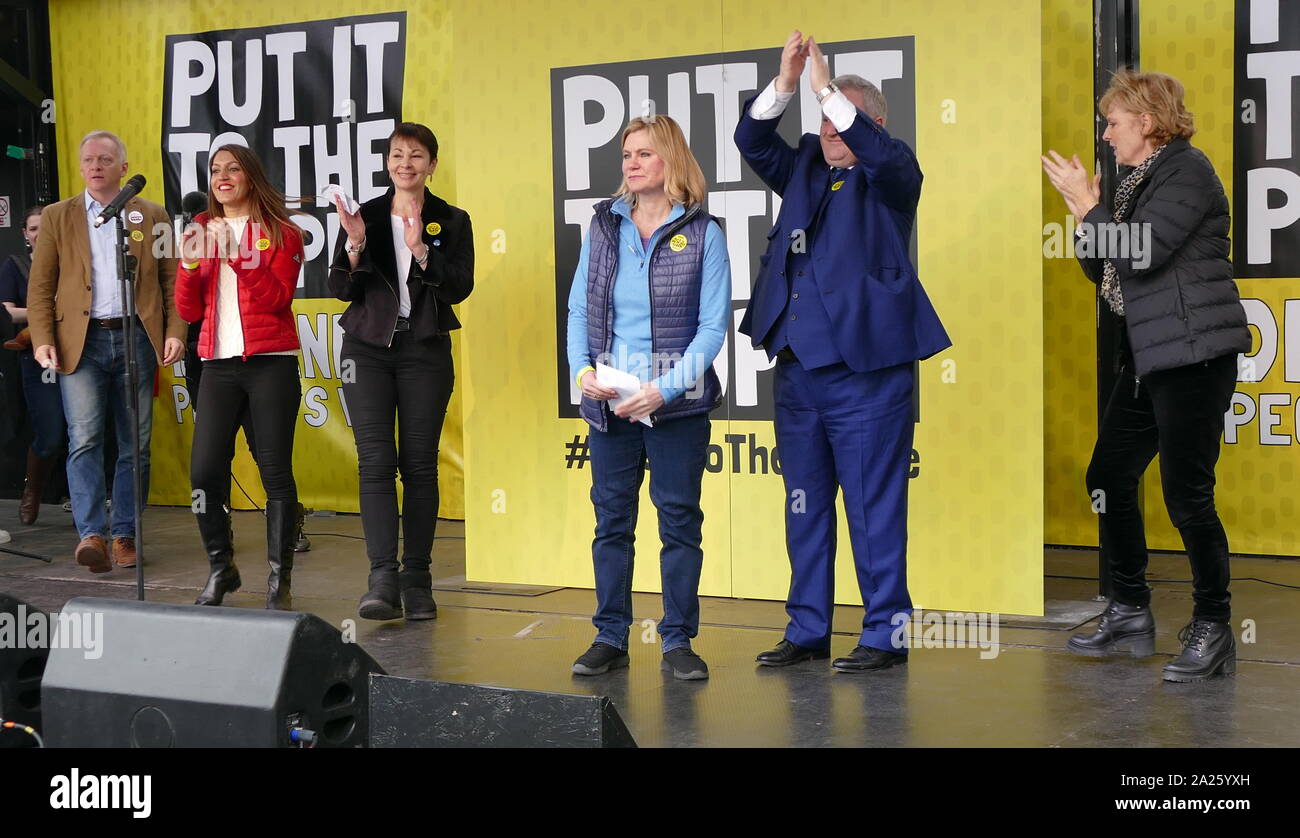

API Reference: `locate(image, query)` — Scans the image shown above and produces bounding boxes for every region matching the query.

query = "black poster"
[550,37,918,420]
[161,13,406,297]
[1234,0,1300,278]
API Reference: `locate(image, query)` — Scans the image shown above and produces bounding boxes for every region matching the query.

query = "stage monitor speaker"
[369,674,637,748]
[0,593,48,747]
[41,597,384,748]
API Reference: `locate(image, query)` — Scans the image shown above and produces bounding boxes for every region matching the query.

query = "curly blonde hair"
[1099,70,1195,144]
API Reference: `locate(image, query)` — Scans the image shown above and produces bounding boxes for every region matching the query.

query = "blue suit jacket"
[735,94,951,372]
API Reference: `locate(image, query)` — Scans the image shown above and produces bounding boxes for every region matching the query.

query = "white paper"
[596,363,653,427]
[320,183,360,214]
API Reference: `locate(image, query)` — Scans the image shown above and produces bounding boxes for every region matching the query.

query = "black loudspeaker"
[0,593,49,747]
[41,597,384,748]
[369,674,637,748]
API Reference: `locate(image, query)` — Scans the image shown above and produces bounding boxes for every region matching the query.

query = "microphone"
[92,174,146,228]
[181,191,207,225]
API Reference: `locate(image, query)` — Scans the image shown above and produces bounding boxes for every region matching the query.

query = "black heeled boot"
[399,567,438,621]
[265,499,296,610]
[1163,619,1236,682]
[1067,600,1155,657]
[359,567,403,621]
[195,504,241,606]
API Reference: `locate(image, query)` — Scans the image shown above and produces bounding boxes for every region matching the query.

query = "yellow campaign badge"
[426,222,441,236]
[255,238,271,251]
[130,230,144,242]
[831,180,845,191]
[670,234,688,252]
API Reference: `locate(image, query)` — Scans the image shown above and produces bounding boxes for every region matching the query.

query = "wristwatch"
[815,82,840,104]
[345,238,366,254]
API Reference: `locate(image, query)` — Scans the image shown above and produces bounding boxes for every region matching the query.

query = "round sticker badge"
[426,222,441,236]
[831,180,845,192]
[127,210,144,224]
[130,230,144,242]
[670,234,688,252]
[255,238,271,251]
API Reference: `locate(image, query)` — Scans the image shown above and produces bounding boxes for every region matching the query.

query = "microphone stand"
[112,206,147,602]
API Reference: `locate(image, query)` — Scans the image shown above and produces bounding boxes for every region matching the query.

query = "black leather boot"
[399,567,438,621]
[1163,619,1236,682]
[1067,600,1155,657]
[294,502,311,553]
[195,503,241,606]
[265,499,295,610]
[359,569,402,621]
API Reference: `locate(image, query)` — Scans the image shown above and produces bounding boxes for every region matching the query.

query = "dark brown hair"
[23,205,44,226]
[206,144,296,248]
[387,122,438,160]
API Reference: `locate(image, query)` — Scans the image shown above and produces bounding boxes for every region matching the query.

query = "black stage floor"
[2,501,1297,747]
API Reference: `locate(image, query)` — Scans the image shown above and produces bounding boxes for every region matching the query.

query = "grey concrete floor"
[2,501,1297,747]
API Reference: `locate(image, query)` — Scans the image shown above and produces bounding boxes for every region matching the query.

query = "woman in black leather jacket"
[328,122,473,622]
[1043,70,1251,682]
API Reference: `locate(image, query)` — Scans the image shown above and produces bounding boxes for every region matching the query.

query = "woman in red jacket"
[177,144,304,610]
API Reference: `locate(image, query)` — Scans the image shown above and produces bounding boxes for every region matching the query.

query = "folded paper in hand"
[320,184,360,214]
[597,363,653,427]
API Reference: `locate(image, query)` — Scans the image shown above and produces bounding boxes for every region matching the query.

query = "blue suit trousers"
[773,357,914,652]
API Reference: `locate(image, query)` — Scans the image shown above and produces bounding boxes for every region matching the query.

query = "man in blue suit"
[736,32,951,671]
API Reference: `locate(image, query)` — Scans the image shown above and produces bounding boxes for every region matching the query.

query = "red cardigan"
[176,212,303,359]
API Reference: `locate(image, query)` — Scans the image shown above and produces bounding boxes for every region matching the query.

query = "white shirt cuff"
[822,90,858,133]
[749,78,795,120]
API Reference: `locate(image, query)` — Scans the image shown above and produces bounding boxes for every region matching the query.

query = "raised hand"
[335,194,366,245]
[777,30,809,93]
[1041,149,1100,217]
[807,37,830,94]
[180,222,205,263]
[402,198,425,258]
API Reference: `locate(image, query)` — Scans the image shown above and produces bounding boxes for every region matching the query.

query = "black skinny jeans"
[341,331,453,574]
[1085,351,1238,622]
[191,355,300,509]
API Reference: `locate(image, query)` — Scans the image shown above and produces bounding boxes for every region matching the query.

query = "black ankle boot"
[399,567,438,621]
[265,499,295,610]
[1067,600,1155,657]
[359,568,402,621]
[1163,619,1235,682]
[194,503,241,606]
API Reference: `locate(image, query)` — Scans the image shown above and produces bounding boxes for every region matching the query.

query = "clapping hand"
[1041,150,1101,219]
[401,198,427,261]
[807,36,830,94]
[776,30,809,93]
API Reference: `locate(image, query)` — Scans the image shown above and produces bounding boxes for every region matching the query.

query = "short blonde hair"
[614,115,707,207]
[1099,70,1195,144]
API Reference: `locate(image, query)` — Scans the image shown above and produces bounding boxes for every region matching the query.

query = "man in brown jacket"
[27,130,186,573]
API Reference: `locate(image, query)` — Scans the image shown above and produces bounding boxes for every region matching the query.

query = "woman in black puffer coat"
[1043,70,1251,683]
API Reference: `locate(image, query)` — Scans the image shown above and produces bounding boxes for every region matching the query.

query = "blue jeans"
[59,322,156,540]
[587,411,710,653]
[19,351,66,457]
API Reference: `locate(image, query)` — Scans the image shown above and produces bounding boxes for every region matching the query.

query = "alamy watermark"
[1043,215,1153,270]
[0,605,103,660]
[890,608,1001,659]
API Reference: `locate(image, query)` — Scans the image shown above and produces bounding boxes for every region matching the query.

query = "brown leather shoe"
[112,537,137,568]
[75,536,112,573]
